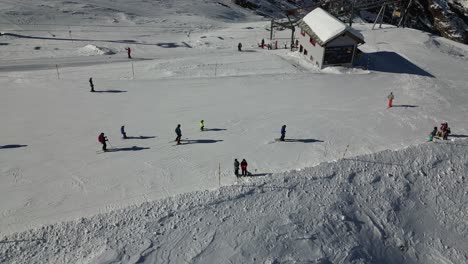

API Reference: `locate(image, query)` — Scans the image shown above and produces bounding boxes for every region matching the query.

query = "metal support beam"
[398,0,413,28]
[349,0,356,27]
[372,5,385,29]
[270,20,274,40]
[380,5,386,28]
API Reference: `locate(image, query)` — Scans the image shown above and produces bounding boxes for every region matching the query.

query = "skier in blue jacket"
[175,124,182,145]
[121,125,127,139]
[280,125,286,141]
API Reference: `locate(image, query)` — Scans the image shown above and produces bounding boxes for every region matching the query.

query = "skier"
[443,127,451,140]
[428,127,437,141]
[121,125,127,139]
[240,159,248,176]
[234,158,240,177]
[89,77,95,92]
[200,120,204,131]
[98,132,108,151]
[238,42,242,52]
[280,125,286,141]
[175,124,182,145]
[275,40,278,49]
[437,122,448,137]
[261,38,265,49]
[125,47,132,59]
[387,92,394,108]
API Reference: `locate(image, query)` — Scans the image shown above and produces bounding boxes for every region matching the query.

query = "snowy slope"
[1,141,467,264]
[0,0,468,262]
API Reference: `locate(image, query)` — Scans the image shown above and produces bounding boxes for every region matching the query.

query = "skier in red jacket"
[240,159,248,176]
[98,132,108,151]
[125,47,132,59]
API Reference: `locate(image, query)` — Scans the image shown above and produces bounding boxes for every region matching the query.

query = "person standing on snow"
[429,127,438,141]
[387,92,394,108]
[261,38,265,49]
[437,122,448,138]
[121,125,127,139]
[98,132,108,151]
[240,159,248,176]
[175,124,182,145]
[125,47,132,59]
[280,125,286,141]
[89,77,95,92]
[443,127,451,140]
[200,120,204,131]
[238,42,242,52]
[234,158,240,177]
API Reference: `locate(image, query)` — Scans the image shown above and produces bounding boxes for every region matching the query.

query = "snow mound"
[78,45,116,56]
[1,140,467,263]
[321,66,371,74]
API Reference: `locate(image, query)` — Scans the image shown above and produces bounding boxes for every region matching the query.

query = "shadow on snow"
[179,139,223,145]
[3,33,191,48]
[93,90,127,93]
[449,134,468,138]
[125,136,157,140]
[283,139,324,143]
[107,146,150,152]
[358,51,434,77]
[203,128,227,132]
[0,144,27,149]
[392,105,418,108]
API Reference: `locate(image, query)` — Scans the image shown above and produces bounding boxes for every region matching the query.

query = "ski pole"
[107,140,113,148]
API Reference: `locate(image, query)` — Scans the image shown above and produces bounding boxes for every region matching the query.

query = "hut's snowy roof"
[298,8,364,45]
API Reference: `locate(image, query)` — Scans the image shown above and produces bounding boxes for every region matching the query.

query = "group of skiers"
[429,122,451,141]
[259,38,279,50]
[388,92,452,142]
[234,158,249,177]
[97,125,128,151]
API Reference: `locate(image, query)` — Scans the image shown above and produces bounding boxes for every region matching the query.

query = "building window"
[299,45,303,52]
[309,37,315,46]
[304,49,308,55]
[301,29,305,36]
[323,45,354,65]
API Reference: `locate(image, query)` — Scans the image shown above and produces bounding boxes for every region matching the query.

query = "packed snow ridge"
[1,141,467,264]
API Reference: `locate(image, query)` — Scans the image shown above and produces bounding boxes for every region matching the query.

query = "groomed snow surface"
[1,0,468,263]
[1,142,467,263]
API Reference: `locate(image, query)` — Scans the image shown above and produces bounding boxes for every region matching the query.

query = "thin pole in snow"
[342,144,349,159]
[131,63,135,79]
[218,163,221,187]
[55,64,60,80]
[214,62,217,77]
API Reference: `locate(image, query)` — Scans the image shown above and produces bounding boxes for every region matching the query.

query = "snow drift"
[1,140,467,264]
[78,44,116,56]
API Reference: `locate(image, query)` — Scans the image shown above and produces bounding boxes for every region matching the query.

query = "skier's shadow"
[449,134,468,138]
[203,128,227,132]
[125,136,157,139]
[93,90,127,93]
[283,139,323,143]
[180,139,223,145]
[107,146,150,152]
[0,144,27,149]
[241,172,271,177]
[392,104,418,108]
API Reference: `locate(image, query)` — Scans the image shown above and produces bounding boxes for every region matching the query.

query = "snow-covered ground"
[0,0,467,263]
[2,140,467,263]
